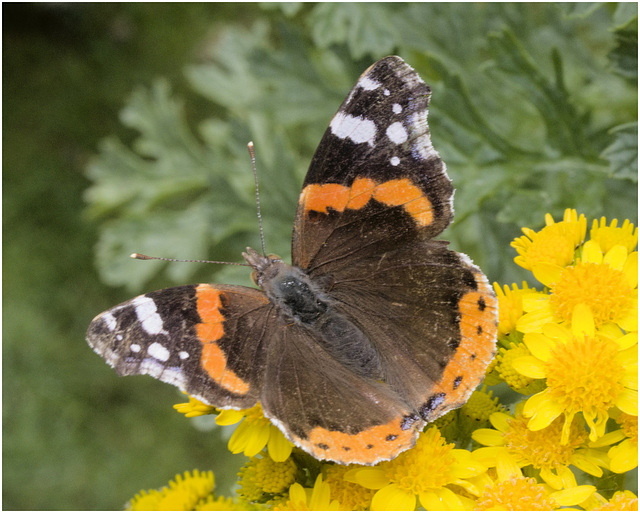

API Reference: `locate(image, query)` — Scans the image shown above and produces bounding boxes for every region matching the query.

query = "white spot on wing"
[358,76,380,91]
[330,112,377,147]
[132,296,167,335]
[386,122,408,144]
[383,88,390,96]
[137,360,186,389]
[102,312,117,331]
[392,103,402,114]
[130,343,141,353]
[147,342,170,362]
[390,156,400,166]
[179,351,189,360]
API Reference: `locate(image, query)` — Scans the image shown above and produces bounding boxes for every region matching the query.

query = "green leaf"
[308,3,399,59]
[609,16,638,81]
[601,122,638,181]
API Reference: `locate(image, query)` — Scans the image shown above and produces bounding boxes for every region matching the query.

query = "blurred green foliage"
[86,3,637,293]
[4,3,637,510]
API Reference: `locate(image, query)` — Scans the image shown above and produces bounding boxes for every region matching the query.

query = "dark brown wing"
[326,239,498,421]
[259,318,424,465]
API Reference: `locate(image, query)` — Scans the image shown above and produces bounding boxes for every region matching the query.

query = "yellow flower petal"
[618,299,638,331]
[371,484,416,511]
[523,332,554,361]
[582,240,603,264]
[621,368,638,390]
[603,245,628,271]
[472,429,506,447]
[570,451,604,477]
[438,486,464,510]
[288,482,307,504]
[228,419,269,456]
[215,409,244,425]
[267,424,293,462]
[532,262,563,287]
[524,393,564,431]
[512,355,547,379]
[308,475,331,510]
[472,446,505,466]
[609,439,639,473]
[345,468,389,490]
[418,490,443,511]
[490,412,513,432]
[522,291,550,311]
[542,321,572,342]
[622,251,638,288]
[588,429,626,448]
[615,388,638,415]
[550,485,596,506]
[516,306,555,333]
[539,467,564,490]
[496,449,523,482]
[616,332,638,350]
[571,303,595,338]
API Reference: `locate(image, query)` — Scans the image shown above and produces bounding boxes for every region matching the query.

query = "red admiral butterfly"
[87,56,498,465]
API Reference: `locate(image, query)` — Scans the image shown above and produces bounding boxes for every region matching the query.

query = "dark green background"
[4,4,250,509]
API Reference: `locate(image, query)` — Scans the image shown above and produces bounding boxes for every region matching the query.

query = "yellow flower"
[493,341,546,394]
[474,474,595,510]
[237,451,298,502]
[273,475,341,511]
[323,463,375,510]
[606,413,638,473]
[460,386,503,424]
[127,470,215,511]
[472,410,608,490]
[174,394,217,417]
[195,496,247,510]
[591,490,639,511]
[511,209,586,271]
[590,216,638,254]
[518,243,638,332]
[514,307,637,443]
[493,282,537,338]
[346,427,485,510]
[216,403,293,461]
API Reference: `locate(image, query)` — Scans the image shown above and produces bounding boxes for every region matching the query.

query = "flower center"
[504,415,586,469]
[385,428,456,493]
[475,476,559,510]
[549,261,634,326]
[527,226,577,268]
[545,335,624,414]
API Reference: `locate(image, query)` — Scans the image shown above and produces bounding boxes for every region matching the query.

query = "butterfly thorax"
[243,247,383,379]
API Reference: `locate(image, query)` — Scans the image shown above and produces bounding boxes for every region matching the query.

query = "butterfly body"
[87,56,498,465]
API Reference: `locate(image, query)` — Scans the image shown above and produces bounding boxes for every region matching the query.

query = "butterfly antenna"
[130,253,249,266]
[248,141,267,256]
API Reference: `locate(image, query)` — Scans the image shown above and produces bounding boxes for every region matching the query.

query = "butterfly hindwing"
[259,320,424,464]
[326,239,498,422]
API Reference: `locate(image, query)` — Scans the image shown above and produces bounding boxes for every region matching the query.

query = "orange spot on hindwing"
[301,178,433,227]
[421,271,498,420]
[195,284,250,395]
[291,414,421,465]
